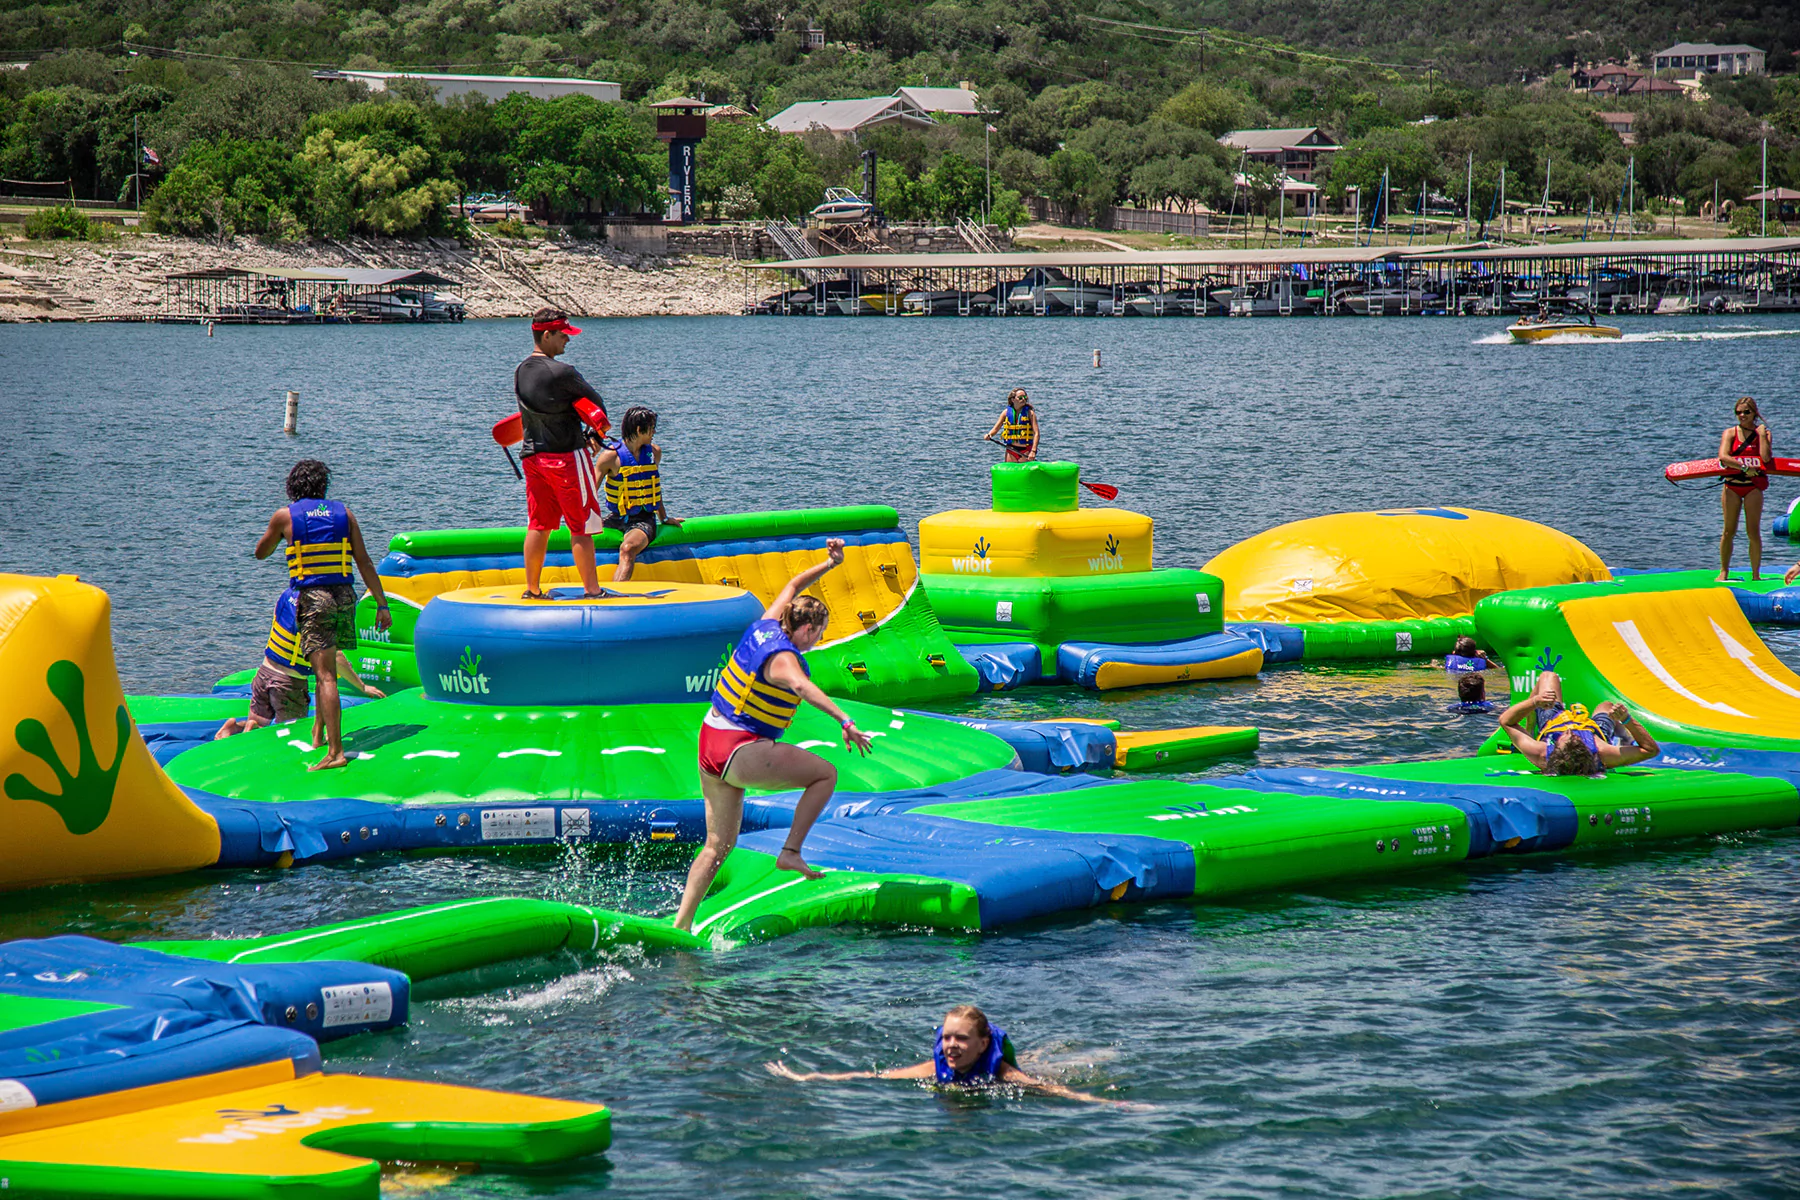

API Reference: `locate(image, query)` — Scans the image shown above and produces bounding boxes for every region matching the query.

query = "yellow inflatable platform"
[0,1058,610,1199]
[0,574,219,891]
[920,460,1152,578]
[1203,507,1611,624]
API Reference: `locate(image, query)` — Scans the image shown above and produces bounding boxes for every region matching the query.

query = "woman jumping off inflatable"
[1718,396,1772,581]
[765,1004,1136,1106]
[983,388,1038,462]
[673,540,875,932]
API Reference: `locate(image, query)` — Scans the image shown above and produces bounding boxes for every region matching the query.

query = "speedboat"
[810,187,873,225]
[1507,317,1622,341]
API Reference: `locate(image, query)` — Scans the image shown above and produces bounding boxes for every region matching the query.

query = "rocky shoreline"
[0,233,760,322]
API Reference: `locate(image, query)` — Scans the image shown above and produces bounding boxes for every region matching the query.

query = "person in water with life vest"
[672,540,874,932]
[1444,635,1495,673]
[1717,396,1772,581]
[589,405,679,581]
[252,460,391,770]
[1447,673,1493,714]
[214,586,386,740]
[1497,671,1659,776]
[983,387,1039,462]
[765,1005,1138,1106]
[517,306,612,600]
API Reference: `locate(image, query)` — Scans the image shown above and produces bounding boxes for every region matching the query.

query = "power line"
[1077,16,1433,74]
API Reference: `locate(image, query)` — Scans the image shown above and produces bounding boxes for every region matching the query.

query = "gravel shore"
[0,233,759,321]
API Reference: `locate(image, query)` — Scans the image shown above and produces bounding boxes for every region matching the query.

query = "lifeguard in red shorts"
[515,306,611,599]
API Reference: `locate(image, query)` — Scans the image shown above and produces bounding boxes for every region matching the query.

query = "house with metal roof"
[893,86,992,116]
[766,94,936,136]
[1218,127,1341,183]
[1652,43,1765,75]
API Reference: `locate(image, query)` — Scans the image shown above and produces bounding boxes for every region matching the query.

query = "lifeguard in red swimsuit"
[1718,395,1772,581]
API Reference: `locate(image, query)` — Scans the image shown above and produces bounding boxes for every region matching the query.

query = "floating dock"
[745,236,1800,317]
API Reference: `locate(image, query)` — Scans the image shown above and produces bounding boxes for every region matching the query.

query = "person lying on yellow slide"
[1497,671,1659,776]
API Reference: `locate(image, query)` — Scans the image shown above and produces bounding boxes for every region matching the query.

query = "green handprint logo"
[4,661,126,835]
[458,646,483,677]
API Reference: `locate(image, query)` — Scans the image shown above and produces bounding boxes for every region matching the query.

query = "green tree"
[1324,126,1438,206]
[505,94,663,216]
[1046,147,1110,222]
[300,128,457,236]
[754,137,824,218]
[924,152,982,219]
[1158,80,1247,136]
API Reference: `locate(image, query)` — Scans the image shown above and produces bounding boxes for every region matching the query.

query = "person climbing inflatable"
[214,586,385,739]
[252,460,390,770]
[673,540,874,931]
[1497,671,1659,776]
[516,306,611,600]
[983,387,1039,462]
[1718,396,1772,581]
[591,405,680,581]
[764,1005,1133,1104]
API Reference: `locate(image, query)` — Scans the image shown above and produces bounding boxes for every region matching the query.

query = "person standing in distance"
[516,307,611,599]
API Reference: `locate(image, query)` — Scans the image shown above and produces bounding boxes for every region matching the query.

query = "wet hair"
[531,306,567,345]
[1454,636,1478,657]
[285,459,330,500]
[781,594,829,637]
[1545,735,1600,777]
[943,1005,991,1043]
[1458,674,1486,702]
[621,405,657,440]
[1735,395,1761,423]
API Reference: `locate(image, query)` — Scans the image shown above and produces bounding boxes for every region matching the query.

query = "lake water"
[2,313,1799,1198]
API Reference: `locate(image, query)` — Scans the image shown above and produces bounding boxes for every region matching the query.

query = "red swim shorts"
[1725,475,1771,497]
[698,717,765,781]
[523,449,605,534]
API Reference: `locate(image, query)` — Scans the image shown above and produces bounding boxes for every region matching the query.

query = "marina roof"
[165,266,459,287]
[746,237,1800,272]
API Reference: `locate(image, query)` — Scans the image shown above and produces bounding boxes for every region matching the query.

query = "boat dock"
[744,236,1800,317]
[162,267,466,324]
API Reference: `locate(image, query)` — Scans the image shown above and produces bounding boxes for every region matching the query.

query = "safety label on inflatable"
[995,602,1013,623]
[321,981,394,1027]
[1196,593,1211,614]
[480,807,556,840]
[560,808,592,839]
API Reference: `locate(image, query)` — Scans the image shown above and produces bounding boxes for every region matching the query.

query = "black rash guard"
[515,353,606,456]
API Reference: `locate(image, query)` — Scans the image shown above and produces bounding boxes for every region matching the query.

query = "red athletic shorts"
[523,449,605,534]
[698,716,765,780]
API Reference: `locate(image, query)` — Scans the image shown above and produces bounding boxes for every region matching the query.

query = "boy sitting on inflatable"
[1497,672,1659,776]
[765,1005,1132,1106]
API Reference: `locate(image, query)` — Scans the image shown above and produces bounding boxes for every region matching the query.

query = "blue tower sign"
[651,99,709,225]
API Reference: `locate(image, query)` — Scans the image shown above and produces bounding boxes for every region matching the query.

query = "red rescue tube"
[1664,456,1800,484]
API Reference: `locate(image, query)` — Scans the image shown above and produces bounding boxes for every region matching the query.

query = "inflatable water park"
[5,456,1800,1196]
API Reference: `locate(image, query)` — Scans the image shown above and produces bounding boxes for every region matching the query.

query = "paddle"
[492,414,523,479]
[1079,479,1120,501]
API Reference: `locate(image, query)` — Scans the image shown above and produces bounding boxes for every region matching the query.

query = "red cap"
[532,317,581,336]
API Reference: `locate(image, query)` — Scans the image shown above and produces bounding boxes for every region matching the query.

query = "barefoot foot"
[309,752,350,771]
[776,849,825,879]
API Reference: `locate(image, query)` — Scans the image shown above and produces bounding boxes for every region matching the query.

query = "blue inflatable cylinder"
[414,583,764,707]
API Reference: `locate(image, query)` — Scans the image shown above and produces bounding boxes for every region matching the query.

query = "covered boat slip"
[744,236,1800,316]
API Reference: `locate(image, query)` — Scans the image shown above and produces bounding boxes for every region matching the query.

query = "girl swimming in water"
[765,1005,1139,1106]
[1718,396,1772,581]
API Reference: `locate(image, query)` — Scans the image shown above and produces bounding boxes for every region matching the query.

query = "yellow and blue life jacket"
[263,587,313,676]
[284,499,353,587]
[932,1024,1017,1085]
[1541,705,1605,755]
[616,441,662,516]
[999,404,1035,450]
[711,618,809,740]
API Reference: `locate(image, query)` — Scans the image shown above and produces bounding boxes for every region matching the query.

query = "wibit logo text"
[438,645,490,695]
[180,1103,375,1144]
[1088,533,1125,572]
[686,643,735,693]
[951,537,993,574]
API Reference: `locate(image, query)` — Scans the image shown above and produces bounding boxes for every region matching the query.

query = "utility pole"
[133,113,141,212]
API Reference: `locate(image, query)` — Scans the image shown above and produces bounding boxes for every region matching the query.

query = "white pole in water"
[284,390,299,435]
[1092,348,1101,368]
